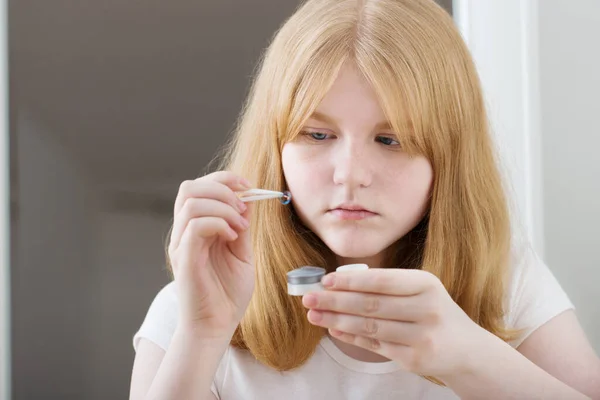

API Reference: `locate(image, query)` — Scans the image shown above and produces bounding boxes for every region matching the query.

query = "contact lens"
[280,191,292,205]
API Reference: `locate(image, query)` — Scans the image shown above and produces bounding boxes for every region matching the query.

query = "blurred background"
[3,0,598,399]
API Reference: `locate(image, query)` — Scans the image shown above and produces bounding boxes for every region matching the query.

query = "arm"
[129,172,255,399]
[302,269,599,399]
[129,327,228,400]
[443,310,600,400]
[517,310,600,398]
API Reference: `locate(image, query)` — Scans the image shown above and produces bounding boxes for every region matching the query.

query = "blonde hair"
[174,0,521,383]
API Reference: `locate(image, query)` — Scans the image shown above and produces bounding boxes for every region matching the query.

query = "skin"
[282,62,433,269]
[130,62,599,400]
[281,62,599,398]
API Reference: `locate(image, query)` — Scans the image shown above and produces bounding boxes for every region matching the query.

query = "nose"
[332,141,373,188]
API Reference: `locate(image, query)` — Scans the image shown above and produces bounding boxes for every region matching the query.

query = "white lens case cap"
[336,264,369,272]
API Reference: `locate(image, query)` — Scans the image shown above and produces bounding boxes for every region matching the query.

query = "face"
[281,62,433,268]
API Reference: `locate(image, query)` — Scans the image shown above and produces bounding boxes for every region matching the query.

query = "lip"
[328,203,378,221]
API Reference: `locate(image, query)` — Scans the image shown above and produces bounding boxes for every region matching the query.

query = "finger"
[174,173,251,215]
[226,201,254,264]
[203,170,251,187]
[307,310,420,344]
[328,329,415,364]
[302,291,427,322]
[328,329,423,373]
[171,198,249,251]
[322,269,439,296]
[328,329,389,354]
[174,217,237,277]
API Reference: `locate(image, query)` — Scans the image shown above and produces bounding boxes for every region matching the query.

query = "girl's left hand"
[302,269,494,380]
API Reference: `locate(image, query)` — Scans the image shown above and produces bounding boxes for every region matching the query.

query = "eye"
[312,132,328,140]
[301,131,332,141]
[375,135,400,146]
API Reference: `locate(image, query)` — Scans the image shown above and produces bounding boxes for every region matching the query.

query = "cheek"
[281,144,326,198]
[410,156,434,191]
[386,156,433,210]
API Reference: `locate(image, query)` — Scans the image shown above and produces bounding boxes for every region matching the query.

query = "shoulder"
[504,238,575,348]
[133,281,179,352]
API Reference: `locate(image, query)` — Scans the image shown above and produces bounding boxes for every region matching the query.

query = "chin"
[321,233,390,259]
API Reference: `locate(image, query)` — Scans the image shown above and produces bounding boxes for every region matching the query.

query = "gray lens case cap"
[287,266,326,285]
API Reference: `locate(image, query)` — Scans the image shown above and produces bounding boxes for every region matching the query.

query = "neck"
[336,251,388,269]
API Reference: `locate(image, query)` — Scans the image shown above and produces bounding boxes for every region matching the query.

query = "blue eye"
[376,136,400,146]
[300,131,331,141]
[310,132,329,140]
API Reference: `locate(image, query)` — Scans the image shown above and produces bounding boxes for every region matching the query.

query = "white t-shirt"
[133,242,574,399]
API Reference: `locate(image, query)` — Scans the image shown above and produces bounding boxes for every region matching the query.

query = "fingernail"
[240,217,250,229]
[237,200,247,212]
[329,328,343,337]
[302,293,318,308]
[322,274,335,288]
[308,310,322,323]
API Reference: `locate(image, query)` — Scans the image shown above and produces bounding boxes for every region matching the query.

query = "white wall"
[538,0,600,350]
[453,0,544,252]
[456,0,599,351]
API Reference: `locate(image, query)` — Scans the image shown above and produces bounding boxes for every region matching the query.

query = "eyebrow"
[308,111,393,130]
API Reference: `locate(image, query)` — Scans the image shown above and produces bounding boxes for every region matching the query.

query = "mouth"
[328,203,378,221]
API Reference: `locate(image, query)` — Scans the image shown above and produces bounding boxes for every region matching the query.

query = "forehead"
[307,63,391,130]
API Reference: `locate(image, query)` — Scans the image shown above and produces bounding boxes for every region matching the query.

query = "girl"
[130,0,600,399]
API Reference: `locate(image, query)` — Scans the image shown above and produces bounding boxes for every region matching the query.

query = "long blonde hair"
[180,0,520,382]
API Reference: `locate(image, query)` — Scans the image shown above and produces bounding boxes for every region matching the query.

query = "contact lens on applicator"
[236,189,292,204]
[280,191,292,205]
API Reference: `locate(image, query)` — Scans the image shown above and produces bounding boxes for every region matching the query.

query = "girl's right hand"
[168,171,255,339]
